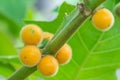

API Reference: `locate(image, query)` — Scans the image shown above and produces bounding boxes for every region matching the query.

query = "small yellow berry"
[55,44,72,65]
[43,32,54,40]
[92,8,114,31]
[20,24,43,45]
[19,45,41,67]
[37,55,58,77]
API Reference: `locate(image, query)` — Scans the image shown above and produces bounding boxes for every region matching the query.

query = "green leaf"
[0,31,21,75]
[103,0,118,10]
[65,0,80,5]
[0,32,17,56]
[0,0,27,37]
[0,14,21,37]
[0,55,22,69]
[0,62,15,77]
[25,2,75,33]
[26,1,120,80]
[0,0,26,24]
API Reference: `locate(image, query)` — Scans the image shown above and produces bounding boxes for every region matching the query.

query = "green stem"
[43,3,89,55]
[114,2,120,19]
[83,0,105,10]
[8,0,106,80]
[8,66,37,80]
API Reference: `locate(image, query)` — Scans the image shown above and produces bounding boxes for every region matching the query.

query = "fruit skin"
[43,32,54,40]
[92,8,114,31]
[37,55,58,77]
[19,45,41,67]
[20,24,43,45]
[55,44,72,65]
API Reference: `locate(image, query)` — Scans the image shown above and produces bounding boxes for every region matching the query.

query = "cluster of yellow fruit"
[92,8,114,31]
[19,24,72,77]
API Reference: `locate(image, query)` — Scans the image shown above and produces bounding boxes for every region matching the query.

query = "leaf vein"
[74,32,105,80]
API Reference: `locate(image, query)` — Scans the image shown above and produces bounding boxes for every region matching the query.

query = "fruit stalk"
[114,2,120,19]
[8,0,106,80]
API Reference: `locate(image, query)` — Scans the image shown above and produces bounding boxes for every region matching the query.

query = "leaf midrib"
[73,32,105,80]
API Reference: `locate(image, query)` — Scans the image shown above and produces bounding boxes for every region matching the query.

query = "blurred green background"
[0,0,120,80]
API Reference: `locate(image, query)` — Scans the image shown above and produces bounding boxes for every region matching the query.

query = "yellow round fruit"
[20,24,43,45]
[43,32,54,40]
[55,44,72,65]
[19,45,41,67]
[37,55,58,77]
[92,8,114,31]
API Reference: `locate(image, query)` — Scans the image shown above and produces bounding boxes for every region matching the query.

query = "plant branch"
[114,2,120,19]
[8,66,37,80]
[8,0,106,80]
[42,3,89,55]
[84,0,105,10]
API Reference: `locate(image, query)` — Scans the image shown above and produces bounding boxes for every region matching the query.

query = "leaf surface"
[25,0,120,80]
